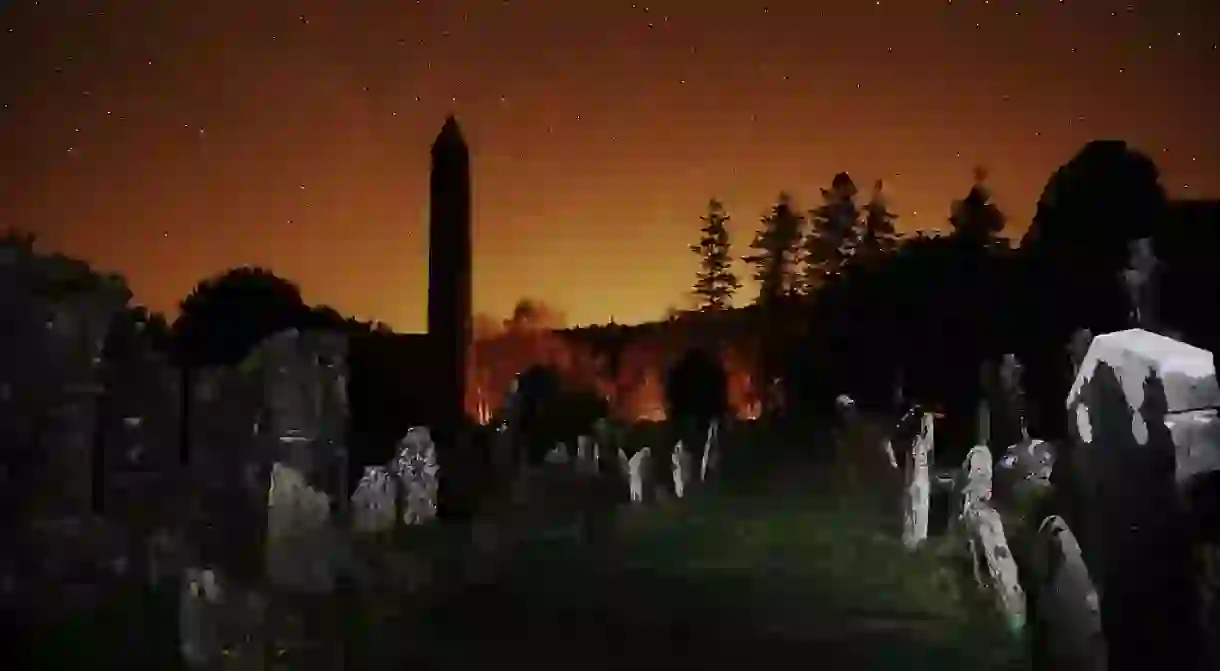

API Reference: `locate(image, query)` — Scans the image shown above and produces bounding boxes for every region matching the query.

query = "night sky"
[2,1,1217,331]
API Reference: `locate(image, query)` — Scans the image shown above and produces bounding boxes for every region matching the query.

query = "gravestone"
[1065,328,1216,669]
[265,462,335,593]
[391,427,440,526]
[351,465,397,534]
[700,419,721,483]
[575,435,599,476]
[956,444,1026,633]
[671,440,694,499]
[1033,516,1106,671]
[544,442,570,465]
[619,447,653,505]
[902,412,935,549]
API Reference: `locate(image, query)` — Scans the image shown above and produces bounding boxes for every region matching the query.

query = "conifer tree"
[803,173,862,292]
[690,199,743,311]
[949,166,1007,244]
[860,179,901,260]
[744,192,804,305]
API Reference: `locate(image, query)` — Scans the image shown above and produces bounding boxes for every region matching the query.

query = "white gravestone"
[619,447,652,505]
[700,420,721,483]
[672,441,694,499]
[902,412,935,550]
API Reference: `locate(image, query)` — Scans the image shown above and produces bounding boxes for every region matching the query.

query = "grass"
[14,422,1029,670]
[348,476,1028,670]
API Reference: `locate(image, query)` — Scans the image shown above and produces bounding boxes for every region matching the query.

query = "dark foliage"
[510,363,564,465]
[171,266,308,368]
[664,347,729,430]
[1017,140,1169,438]
[791,235,1016,434]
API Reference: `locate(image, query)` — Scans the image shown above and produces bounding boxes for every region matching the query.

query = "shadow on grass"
[354,488,1028,670]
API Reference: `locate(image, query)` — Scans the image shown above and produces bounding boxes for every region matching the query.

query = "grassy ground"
[14,421,1028,670]
[347,466,1027,670]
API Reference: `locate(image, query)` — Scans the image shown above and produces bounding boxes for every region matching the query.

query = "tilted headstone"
[265,462,334,593]
[700,419,721,482]
[902,412,935,550]
[1065,328,1215,668]
[351,465,397,534]
[1034,516,1106,671]
[391,427,440,526]
[956,445,1026,632]
[672,441,694,499]
[958,445,995,513]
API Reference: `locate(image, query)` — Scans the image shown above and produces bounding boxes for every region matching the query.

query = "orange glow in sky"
[2,1,1217,330]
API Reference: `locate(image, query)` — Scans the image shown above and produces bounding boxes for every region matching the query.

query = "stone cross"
[1119,237,1160,332]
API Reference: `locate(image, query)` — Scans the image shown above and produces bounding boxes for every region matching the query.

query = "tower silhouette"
[427,115,472,460]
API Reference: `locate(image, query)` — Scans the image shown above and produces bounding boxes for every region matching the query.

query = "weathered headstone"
[544,442,571,466]
[179,566,224,668]
[575,435,599,476]
[1033,516,1106,671]
[265,462,334,593]
[391,427,440,526]
[619,447,653,505]
[671,440,694,499]
[902,412,935,549]
[700,419,721,483]
[956,445,1026,632]
[351,465,397,534]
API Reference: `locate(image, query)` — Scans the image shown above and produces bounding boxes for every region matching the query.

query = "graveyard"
[4,220,1220,670]
[3,126,1220,670]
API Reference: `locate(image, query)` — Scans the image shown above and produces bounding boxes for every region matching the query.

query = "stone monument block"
[1064,328,1212,669]
[1068,329,1218,428]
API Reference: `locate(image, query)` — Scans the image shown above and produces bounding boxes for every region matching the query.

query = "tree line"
[687,167,999,312]
[680,140,1220,468]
